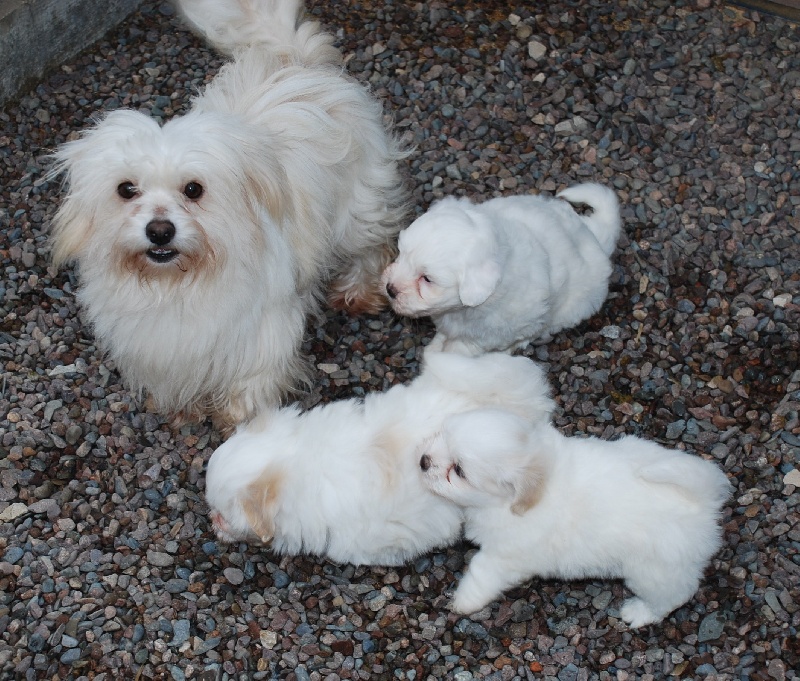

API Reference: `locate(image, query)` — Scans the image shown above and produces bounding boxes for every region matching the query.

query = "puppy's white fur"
[205,352,554,566]
[420,409,731,627]
[382,184,620,354]
[48,0,408,429]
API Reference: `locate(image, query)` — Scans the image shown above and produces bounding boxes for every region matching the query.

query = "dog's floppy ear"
[237,144,294,228]
[456,209,502,307]
[458,258,502,307]
[506,426,548,516]
[241,467,283,543]
[49,199,94,267]
[47,136,102,267]
[510,458,548,515]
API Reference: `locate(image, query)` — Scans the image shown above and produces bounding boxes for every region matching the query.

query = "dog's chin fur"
[382,185,621,355]
[204,351,555,566]
[48,0,409,428]
[420,408,732,627]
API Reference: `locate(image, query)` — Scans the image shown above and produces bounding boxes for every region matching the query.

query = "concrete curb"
[0,0,145,107]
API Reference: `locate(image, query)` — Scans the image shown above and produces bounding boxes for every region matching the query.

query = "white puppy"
[48,0,408,430]
[420,408,731,627]
[205,353,554,566]
[382,184,621,355]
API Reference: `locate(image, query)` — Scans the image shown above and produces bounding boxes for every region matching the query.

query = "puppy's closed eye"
[446,461,466,483]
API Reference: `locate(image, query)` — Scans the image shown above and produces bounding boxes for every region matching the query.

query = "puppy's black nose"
[386,282,397,299]
[145,219,176,246]
[420,454,431,471]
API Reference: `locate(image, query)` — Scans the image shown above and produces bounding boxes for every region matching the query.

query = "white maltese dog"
[204,352,554,566]
[48,0,408,429]
[382,183,621,355]
[420,408,731,627]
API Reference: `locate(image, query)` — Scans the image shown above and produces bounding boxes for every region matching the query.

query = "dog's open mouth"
[146,248,179,263]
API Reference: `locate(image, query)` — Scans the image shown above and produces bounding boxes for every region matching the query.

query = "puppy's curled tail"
[636,455,733,509]
[176,0,340,67]
[557,183,621,257]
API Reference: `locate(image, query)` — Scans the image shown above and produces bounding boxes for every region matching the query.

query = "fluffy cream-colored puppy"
[205,353,554,566]
[420,408,731,627]
[48,0,408,430]
[382,184,620,355]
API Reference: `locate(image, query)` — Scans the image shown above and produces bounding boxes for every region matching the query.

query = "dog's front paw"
[425,333,447,354]
[450,586,493,616]
[328,284,387,316]
[620,597,662,628]
[440,338,483,357]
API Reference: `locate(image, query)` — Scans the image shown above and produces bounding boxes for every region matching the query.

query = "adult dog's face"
[382,198,502,316]
[49,109,286,288]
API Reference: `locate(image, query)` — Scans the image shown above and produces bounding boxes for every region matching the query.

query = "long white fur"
[204,352,554,566]
[420,408,732,627]
[48,0,408,428]
[178,0,337,64]
[382,183,621,355]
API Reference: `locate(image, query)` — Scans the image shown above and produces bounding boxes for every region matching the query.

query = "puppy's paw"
[425,333,447,354]
[511,338,533,352]
[169,406,210,431]
[450,588,492,616]
[620,597,661,628]
[440,338,482,357]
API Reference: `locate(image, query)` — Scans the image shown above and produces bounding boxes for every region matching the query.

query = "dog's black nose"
[420,454,431,471]
[145,219,176,246]
[386,282,397,299]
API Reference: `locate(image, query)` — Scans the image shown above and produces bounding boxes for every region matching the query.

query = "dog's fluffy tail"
[636,454,732,509]
[176,0,340,66]
[557,183,621,257]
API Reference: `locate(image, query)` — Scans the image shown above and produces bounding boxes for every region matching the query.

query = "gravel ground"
[1,0,799,679]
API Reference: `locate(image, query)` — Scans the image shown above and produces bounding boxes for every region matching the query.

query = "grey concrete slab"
[0,0,144,106]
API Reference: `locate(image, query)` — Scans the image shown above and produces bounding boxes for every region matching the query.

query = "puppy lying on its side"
[205,353,554,566]
[382,183,621,355]
[420,408,731,627]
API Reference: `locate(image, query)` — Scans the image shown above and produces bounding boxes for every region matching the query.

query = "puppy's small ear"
[510,459,547,516]
[241,468,282,543]
[458,258,501,307]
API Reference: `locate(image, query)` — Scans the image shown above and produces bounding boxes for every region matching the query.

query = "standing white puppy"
[48,0,408,430]
[420,408,731,627]
[382,184,620,355]
[205,353,554,565]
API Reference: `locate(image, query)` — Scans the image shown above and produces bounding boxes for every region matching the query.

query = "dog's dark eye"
[453,463,465,479]
[183,181,204,200]
[420,275,432,284]
[117,182,137,200]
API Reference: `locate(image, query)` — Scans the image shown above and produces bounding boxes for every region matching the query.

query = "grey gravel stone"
[528,40,547,60]
[171,619,191,647]
[697,611,726,642]
[3,547,24,564]
[223,567,244,585]
[59,648,81,664]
